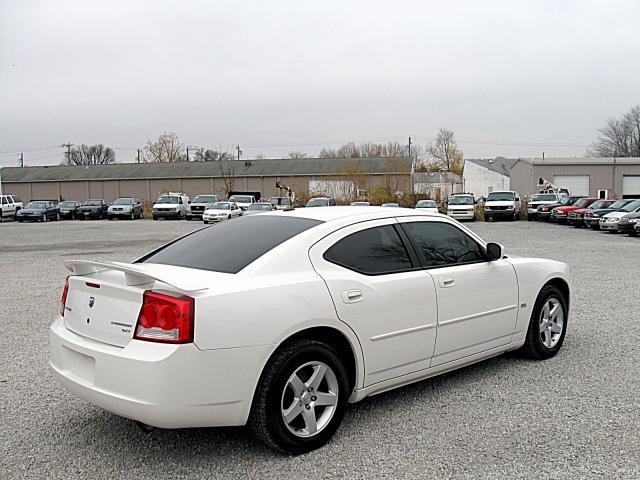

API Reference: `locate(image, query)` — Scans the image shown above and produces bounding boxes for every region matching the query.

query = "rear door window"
[323,225,413,275]
[138,216,322,273]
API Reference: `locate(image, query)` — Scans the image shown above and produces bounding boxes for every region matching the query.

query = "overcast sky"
[1,0,639,166]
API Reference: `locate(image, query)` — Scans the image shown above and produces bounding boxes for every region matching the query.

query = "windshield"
[26,202,47,209]
[565,196,585,206]
[248,203,273,211]
[573,198,591,207]
[307,198,329,207]
[588,200,610,209]
[382,203,400,207]
[193,195,217,203]
[531,194,557,201]
[113,198,133,205]
[156,196,179,204]
[58,202,76,208]
[208,202,231,210]
[138,216,323,274]
[270,197,290,206]
[416,200,437,208]
[448,196,474,205]
[622,200,640,212]
[609,200,631,209]
[486,192,514,202]
[83,200,103,206]
[229,195,253,203]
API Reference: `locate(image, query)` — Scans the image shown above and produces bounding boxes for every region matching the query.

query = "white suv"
[484,191,522,221]
[152,193,190,220]
[446,194,476,221]
[0,194,23,222]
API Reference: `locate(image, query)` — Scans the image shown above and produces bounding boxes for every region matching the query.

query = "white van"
[152,192,190,220]
[446,194,476,221]
[484,191,521,221]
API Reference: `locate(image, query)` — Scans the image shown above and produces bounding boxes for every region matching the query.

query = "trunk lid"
[62,260,210,347]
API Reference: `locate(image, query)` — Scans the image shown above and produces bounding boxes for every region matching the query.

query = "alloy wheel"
[539,297,564,348]
[281,361,339,438]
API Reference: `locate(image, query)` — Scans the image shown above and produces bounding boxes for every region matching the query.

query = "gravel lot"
[1,218,639,479]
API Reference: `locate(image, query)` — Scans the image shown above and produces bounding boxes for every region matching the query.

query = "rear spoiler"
[64,260,208,293]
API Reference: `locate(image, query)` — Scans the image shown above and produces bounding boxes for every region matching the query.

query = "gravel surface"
[1,218,638,479]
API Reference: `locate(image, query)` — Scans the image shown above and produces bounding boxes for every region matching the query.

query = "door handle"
[439,277,455,288]
[342,289,363,303]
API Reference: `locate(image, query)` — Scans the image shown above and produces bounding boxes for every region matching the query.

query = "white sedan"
[415,199,439,213]
[201,201,242,223]
[50,207,570,454]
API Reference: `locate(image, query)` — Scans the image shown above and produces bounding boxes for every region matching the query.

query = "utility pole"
[236,145,242,161]
[62,142,73,164]
[186,146,190,162]
[20,153,24,167]
[408,136,412,157]
[137,149,141,163]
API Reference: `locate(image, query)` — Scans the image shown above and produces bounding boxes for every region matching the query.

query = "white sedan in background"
[415,199,439,213]
[201,201,242,223]
[50,207,570,454]
[243,202,277,215]
[599,200,640,231]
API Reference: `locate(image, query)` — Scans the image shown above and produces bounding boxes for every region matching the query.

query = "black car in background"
[583,199,637,229]
[76,199,108,219]
[618,210,640,236]
[16,201,60,222]
[57,200,81,219]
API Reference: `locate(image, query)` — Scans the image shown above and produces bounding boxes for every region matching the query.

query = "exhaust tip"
[135,421,155,434]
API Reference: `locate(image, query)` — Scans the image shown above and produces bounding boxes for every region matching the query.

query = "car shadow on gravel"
[67,352,537,461]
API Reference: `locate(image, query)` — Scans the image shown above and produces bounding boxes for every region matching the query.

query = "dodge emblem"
[88,297,95,308]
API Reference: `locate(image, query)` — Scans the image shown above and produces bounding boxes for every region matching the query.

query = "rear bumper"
[49,316,271,428]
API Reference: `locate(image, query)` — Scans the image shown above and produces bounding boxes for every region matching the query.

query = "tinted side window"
[1,197,7,205]
[403,222,485,267]
[324,225,412,275]
[138,216,322,273]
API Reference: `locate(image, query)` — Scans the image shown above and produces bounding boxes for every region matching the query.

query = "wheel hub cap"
[281,361,339,438]
[539,297,564,349]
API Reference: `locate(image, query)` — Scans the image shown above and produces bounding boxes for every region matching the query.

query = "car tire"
[152,215,158,221]
[227,214,231,220]
[130,211,135,220]
[250,339,349,454]
[520,284,568,360]
[42,213,47,222]
[484,215,489,222]
[56,213,61,221]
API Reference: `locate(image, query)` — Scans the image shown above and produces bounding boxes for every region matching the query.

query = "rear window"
[137,216,322,273]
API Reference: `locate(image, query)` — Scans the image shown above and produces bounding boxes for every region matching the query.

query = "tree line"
[60,104,640,168]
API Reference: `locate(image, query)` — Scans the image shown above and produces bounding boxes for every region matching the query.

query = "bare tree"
[287,151,307,159]
[588,105,640,157]
[193,148,234,162]
[318,141,414,159]
[62,144,115,165]
[426,128,464,174]
[142,132,186,163]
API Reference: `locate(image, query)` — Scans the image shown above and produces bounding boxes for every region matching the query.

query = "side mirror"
[486,242,503,261]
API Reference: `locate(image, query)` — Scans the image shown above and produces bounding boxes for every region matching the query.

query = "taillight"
[134,290,194,344]
[60,278,69,316]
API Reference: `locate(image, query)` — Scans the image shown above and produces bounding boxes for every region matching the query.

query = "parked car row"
[2,197,144,222]
[535,195,640,236]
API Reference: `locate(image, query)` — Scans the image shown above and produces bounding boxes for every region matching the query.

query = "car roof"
[263,206,444,223]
